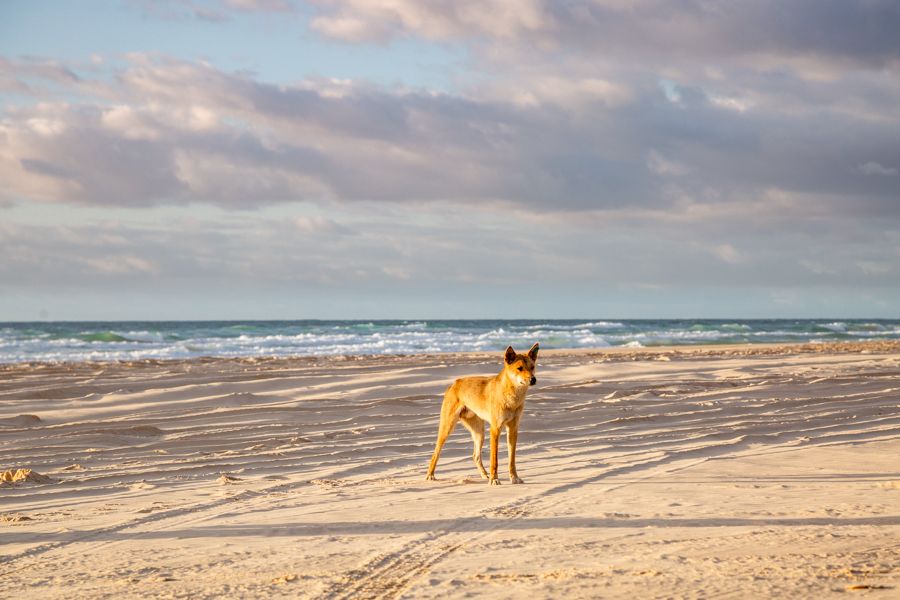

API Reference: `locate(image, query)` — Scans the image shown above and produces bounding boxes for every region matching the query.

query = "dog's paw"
[489,478,502,486]
[425,473,436,481]
[510,476,524,484]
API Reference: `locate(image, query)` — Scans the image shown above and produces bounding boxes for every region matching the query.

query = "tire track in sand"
[310,395,900,598]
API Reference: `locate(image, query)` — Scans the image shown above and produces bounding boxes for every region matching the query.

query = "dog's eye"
[517,366,523,371]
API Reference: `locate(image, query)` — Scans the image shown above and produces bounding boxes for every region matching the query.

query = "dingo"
[425,343,539,485]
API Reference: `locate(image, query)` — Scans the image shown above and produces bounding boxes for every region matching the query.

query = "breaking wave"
[1,319,898,363]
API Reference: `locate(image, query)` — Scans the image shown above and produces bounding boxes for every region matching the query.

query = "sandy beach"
[2,342,899,598]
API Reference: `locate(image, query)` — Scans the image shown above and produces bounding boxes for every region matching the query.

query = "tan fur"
[425,343,539,485]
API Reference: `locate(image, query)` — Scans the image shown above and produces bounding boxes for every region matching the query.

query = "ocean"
[1,319,899,363]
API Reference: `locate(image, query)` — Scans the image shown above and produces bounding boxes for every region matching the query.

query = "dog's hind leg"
[459,412,488,479]
[425,390,462,481]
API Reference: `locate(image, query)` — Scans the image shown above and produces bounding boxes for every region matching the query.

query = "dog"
[425,343,539,485]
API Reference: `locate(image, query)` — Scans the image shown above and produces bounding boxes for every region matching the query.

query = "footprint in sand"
[310,478,347,489]
[130,480,156,491]
[0,514,34,523]
[136,502,168,514]
[486,506,531,518]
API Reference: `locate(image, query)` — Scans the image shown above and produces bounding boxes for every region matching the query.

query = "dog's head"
[504,343,539,387]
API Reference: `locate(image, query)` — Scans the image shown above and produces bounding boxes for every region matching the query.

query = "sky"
[1,0,899,321]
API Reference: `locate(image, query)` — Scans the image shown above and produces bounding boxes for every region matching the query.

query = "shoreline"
[4,319,899,367]
[2,339,899,371]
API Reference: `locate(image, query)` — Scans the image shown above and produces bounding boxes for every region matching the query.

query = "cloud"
[293,215,354,235]
[2,2,899,319]
[2,199,897,308]
[799,259,837,276]
[129,0,225,22]
[711,243,744,265]
[310,0,550,43]
[2,53,899,219]
[309,1,900,69]
[6,0,900,226]
[222,0,294,12]
[129,0,296,23]
[479,75,633,110]
[19,158,74,180]
[857,260,893,275]
[859,161,899,176]
[83,255,160,276]
[646,150,690,176]
[0,56,81,96]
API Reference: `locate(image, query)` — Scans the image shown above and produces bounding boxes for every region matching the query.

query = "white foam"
[2,320,899,363]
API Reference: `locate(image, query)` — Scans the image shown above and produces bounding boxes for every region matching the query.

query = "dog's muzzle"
[530,376,537,385]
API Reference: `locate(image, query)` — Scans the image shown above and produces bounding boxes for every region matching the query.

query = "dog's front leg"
[489,425,502,485]
[507,417,523,484]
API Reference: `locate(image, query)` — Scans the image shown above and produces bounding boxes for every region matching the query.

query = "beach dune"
[1,342,899,598]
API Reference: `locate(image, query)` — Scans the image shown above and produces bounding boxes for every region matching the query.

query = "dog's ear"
[528,342,539,361]
[504,346,517,364]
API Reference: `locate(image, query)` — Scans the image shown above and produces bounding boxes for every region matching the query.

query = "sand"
[1,342,898,598]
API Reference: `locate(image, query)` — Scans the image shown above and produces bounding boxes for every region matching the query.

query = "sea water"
[1,319,899,363]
